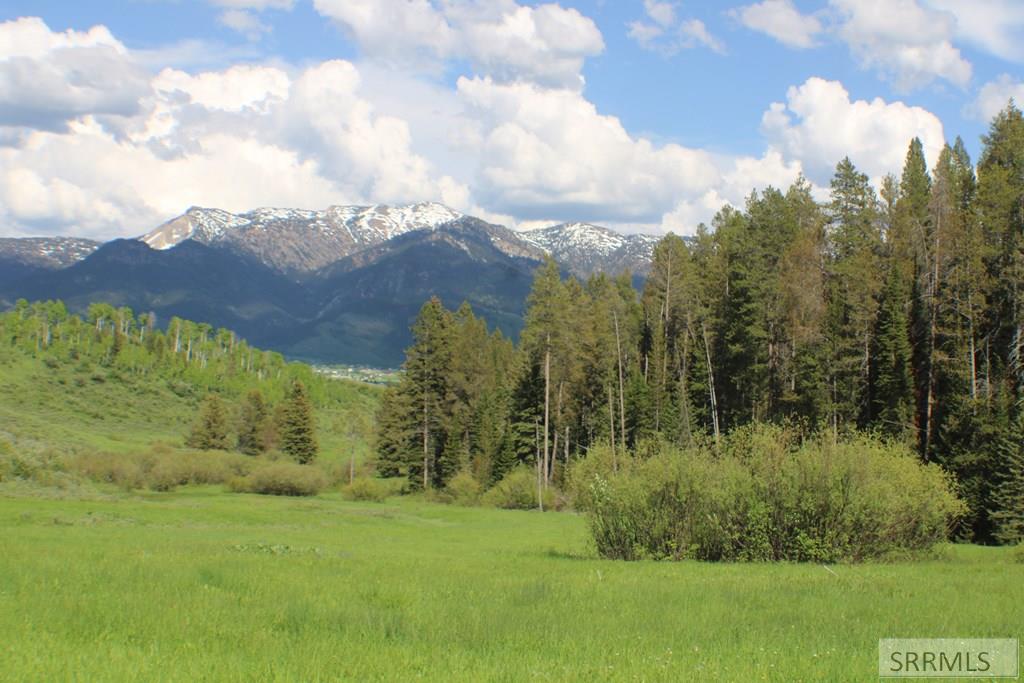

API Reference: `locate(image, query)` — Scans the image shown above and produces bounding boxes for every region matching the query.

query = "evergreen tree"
[404,297,453,489]
[989,417,1024,545]
[870,266,914,437]
[279,380,318,463]
[186,393,229,451]
[237,388,270,455]
[825,157,884,434]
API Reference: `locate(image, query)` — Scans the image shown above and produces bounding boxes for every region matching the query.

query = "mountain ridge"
[1,204,666,364]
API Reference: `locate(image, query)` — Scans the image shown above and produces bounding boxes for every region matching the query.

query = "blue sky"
[1,0,1022,239]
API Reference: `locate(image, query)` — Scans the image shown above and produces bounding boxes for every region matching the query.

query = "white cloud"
[967,74,1024,122]
[312,0,603,88]
[218,9,272,40]
[762,76,945,186]
[731,0,823,49]
[831,0,971,92]
[0,17,150,131]
[0,16,125,58]
[153,65,291,112]
[457,76,724,223]
[925,0,1024,63]
[629,2,725,55]
[643,0,677,28]
[679,20,725,53]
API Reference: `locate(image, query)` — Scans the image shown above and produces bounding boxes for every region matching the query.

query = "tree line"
[377,102,1024,545]
[186,382,318,464]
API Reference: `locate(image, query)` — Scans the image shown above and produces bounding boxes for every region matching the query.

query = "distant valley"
[0,203,661,366]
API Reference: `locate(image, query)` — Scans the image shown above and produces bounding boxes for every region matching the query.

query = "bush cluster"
[575,426,965,563]
[480,466,562,510]
[70,447,251,491]
[229,462,327,497]
[342,476,391,502]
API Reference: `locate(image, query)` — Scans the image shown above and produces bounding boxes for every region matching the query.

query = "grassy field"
[1,489,1020,682]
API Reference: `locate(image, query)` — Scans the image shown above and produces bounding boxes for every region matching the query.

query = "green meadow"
[1,489,1021,682]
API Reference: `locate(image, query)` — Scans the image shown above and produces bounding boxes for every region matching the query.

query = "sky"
[0,0,1022,240]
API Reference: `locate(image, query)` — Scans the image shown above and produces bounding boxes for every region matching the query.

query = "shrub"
[481,466,560,510]
[566,445,632,511]
[69,448,251,491]
[147,450,251,491]
[230,462,326,496]
[582,426,965,563]
[71,451,146,490]
[1014,545,1024,564]
[444,470,483,506]
[342,476,391,502]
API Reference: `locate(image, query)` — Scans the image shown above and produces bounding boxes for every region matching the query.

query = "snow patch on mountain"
[0,237,102,269]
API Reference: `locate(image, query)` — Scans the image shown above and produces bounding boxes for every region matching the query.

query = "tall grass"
[0,492,1019,681]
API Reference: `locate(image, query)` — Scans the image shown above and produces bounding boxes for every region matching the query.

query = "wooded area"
[377,102,1024,545]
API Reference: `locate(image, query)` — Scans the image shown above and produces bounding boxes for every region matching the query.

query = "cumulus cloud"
[457,76,721,222]
[831,0,971,92]
[312,0,603,88]
[967,74,1024,122]
[761,76,945,186]
[730,0,823,49]
[629,1,725,55]
[926,0,1024,63]
[0,18,151,131]
[153,65,291,112]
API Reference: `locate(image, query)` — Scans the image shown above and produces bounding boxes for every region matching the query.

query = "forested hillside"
[377,103,1024,545]
[0,300,379,460]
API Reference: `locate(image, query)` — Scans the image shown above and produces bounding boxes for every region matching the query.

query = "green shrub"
[342,476,390,502]
[444,470,484,506]
[481,466,559,510]
[1014,545,1024,564]
[147,451,251,491]
[566,445,633,511]
[69,448,251,491]
[71,451,146,490]
[230,462,326,496]
[582,426,965,562]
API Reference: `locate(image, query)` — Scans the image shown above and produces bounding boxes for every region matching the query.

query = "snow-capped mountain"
[0,237,101,269]
[523,222,660,277]
[140,202,464,273]
[2,206,670,364]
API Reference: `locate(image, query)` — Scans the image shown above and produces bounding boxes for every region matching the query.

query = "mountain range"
[0,203,661,366]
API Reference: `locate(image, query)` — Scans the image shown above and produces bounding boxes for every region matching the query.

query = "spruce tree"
[279,380,318,463]
[403,297,453,489]
[236,388,269,455]
[990,417,1024,545]
[186,393,229,451]
[870,267,914,437]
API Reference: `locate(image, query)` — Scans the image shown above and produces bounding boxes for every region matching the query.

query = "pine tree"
[186,393,229,451]
[236,388,270,455]
[870,266,914,437]
[825,157,884,434]
[404,297,453,489]
[279,380,318,464]
[990,417,1024,544]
